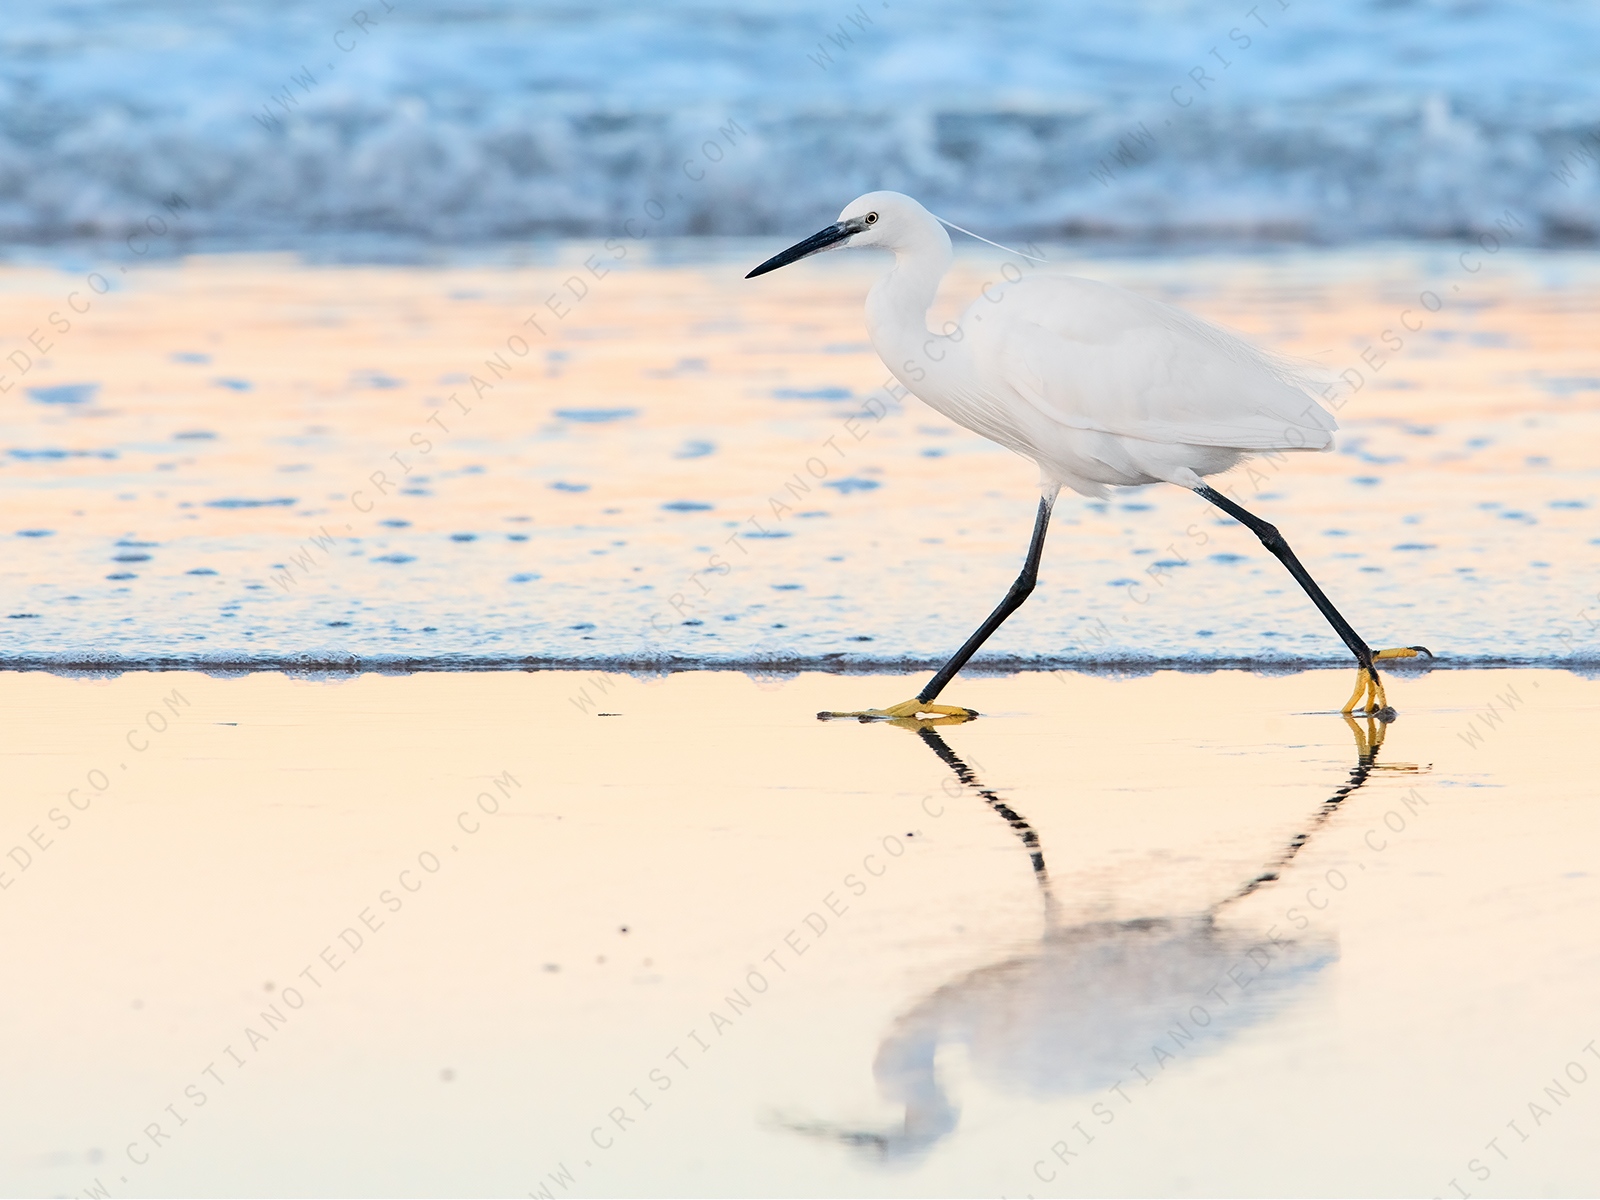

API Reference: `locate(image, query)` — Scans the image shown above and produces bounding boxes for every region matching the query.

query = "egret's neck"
[864,229,955,373]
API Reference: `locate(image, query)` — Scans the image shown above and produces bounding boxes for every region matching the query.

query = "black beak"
[745,221,857,278]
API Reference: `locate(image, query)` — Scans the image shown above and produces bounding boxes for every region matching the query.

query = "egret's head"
[745,191,939,278]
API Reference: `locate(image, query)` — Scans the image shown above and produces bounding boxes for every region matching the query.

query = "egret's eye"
[864,212,878,225]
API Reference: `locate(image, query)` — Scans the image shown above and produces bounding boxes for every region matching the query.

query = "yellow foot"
[817,697,979,723]
[1374,645,1433,662]
[1340,646,1433,717]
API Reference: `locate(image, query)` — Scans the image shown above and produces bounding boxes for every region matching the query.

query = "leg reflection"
[1215,713,1423,911]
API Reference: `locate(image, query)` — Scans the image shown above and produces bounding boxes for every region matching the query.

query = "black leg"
[1195,485,1432,715]
[918,492,1055,704]
[1194,484,1377,669]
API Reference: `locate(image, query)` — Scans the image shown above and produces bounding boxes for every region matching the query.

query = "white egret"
[746,191,1429,720]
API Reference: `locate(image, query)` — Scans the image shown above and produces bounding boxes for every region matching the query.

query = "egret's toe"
[1340,667,1382,717]
[1374,645,1433,660]
[817,697,979,722]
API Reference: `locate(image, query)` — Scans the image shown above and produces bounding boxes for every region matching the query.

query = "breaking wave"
[2,0,1598,249]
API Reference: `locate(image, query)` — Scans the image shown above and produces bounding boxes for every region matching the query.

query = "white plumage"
[848,191,1334,496]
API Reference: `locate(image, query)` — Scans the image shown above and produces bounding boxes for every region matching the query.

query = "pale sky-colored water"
[1,668,1594,1197]
[1,244,1597,669]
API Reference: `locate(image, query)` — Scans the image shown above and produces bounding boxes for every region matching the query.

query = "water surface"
[2,245,1597,670]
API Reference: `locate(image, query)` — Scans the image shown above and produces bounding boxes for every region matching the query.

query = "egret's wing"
[990,278,1335,451]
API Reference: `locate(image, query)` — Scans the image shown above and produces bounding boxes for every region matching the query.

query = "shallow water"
[1,667,1595,1197]
[1,244,1598,670]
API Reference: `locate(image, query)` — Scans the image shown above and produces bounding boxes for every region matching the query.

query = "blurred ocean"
[2,0,1599,249]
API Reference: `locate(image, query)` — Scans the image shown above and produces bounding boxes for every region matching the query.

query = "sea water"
[1,0,1598,247]
[1,244,1597,670]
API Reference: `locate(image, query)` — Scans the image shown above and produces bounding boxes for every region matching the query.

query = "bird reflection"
[789,715,1420,1163]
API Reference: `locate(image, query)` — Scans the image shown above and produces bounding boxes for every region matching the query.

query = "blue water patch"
[186,568,218,575]
[662,500,713,512]
[450,532,477,542]
[26,383,98,405]
[509,572,541,583]
[205,497,296,508]
[773,387,852,401]
[213,378,252,391]
[380,518,411,527]
[674,439,716,459]
[644,358,706,378]
[555,408,637,423]
[113,552,152,562]
[1550,499,1589,509]
[9,448,117,460]
[1210,553,1247,564]
[173,429,217,440]
[1394,543,1437,551]
[550,481,589,493]
[1532,376,1600,396]
[772,583,803,590]
[16,529,53,537]
[824,477,880,494]
[352,370,403,389]
[106,572,137,580]
[373,553,416,564]
[7,613,41,619]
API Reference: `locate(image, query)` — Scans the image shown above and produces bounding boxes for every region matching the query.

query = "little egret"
[746,191,1430,721]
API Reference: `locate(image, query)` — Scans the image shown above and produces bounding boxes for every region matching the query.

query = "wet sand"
[2,667,1596,1197]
